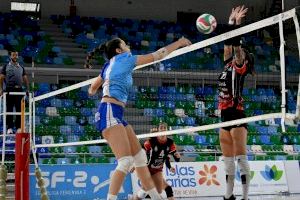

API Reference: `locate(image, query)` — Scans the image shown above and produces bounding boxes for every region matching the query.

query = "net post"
[15,97,30,200]
[279,13,287,133]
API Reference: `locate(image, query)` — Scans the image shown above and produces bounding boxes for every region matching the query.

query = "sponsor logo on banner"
[234,161,288,195]
[235,169,255,182]
[131,162,226,197]
[30,164,132,200]
[131,161,289,198]
[198,164,220,186]
[260,165,283,181]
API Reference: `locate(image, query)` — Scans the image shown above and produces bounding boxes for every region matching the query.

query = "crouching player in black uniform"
[131,122,180,200]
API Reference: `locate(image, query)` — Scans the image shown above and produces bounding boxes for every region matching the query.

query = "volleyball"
[196,13,217,34]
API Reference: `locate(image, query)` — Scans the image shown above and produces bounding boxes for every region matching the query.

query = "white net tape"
[32,8,299,149]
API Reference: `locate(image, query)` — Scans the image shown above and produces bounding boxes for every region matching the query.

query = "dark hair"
[84,38,122,68]
[243,48,255,75]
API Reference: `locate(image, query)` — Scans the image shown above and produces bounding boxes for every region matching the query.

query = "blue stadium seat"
[53,57,63,65]
[281,135,290,145]
[50,98,62,107]
[155,109,164,117]
[88,116,95,125]
[88,146,101,154]
[165,101,175,109]
[194,135,207,145]
[61,99,74,107]
[67,135,80,142]
[275,155,286,160]
[57,158,70,165]
[195,108,205,117]
[167,87,176,94]
[60,125,72,135]
[260,135,272,145]
[81,108,92,116]
[268,126,278,135]
[257,126,268,135]
[185,117,196,126]
[63,146,76,154]
[144,108,154,116]
[65,116,77,125]
[72,125,85,135]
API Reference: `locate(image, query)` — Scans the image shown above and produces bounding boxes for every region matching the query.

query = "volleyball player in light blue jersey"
[87,37,191,200]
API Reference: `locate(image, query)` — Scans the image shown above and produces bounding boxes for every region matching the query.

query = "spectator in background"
[0,51,30,134]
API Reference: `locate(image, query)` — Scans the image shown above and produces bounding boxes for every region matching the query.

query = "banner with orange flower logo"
[131,161,292,197]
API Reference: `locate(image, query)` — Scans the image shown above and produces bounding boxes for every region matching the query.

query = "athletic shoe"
[224,195,236,200]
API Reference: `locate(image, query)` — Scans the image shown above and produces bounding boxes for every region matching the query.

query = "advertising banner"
[30,164,132,200]
[131,162,226,197]
[131,161,289,197]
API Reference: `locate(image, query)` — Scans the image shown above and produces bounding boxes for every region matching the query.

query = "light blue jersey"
[100,52,137,103]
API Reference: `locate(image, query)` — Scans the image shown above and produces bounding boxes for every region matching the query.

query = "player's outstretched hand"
[235,5,248,25]
[178,37,192,48]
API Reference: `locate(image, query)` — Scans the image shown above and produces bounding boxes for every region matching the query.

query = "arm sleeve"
[1,65,6,75]
[165,156,172,169]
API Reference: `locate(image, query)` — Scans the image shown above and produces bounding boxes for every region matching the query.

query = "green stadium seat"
[87,157,97,163]
[71,158,83,164]
[207,135,219,145]
[165,117,176,126]
[195,156,206,162]
[286,155,295,160]
[206,155,215,161]
[102,146,113,154]
[152,117,164,125]
[270,135,281,145]
[42,158,57,165]
[265,155,275,160]
[49,147,63,154]
[165,108,174,116]
[85,100,95,108]
[98,157,110,163]
[255,155,265,160]
[76,146,89,153]
[136,100,146,109]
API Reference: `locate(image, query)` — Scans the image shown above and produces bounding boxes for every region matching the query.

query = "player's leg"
[162,179,175,200]
[220,128,236,200]
[102,124,133,200]
[231,127,249,200]
[125,125,163,199]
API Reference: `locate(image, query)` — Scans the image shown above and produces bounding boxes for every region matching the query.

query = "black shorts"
[221,107,247,131]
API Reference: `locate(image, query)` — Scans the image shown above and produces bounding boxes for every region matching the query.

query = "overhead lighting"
[11,2,40,12]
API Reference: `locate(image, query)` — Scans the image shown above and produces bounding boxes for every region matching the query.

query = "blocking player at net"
[218,5,255,200]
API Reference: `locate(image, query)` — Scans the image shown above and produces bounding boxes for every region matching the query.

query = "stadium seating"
[0,13,73,65]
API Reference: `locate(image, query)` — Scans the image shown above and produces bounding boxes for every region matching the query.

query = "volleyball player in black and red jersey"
[218,6,255,200]
[132,122,180,200]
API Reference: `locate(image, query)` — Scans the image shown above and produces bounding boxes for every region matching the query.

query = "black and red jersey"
[218,57,249,110]
[144,137,177,170]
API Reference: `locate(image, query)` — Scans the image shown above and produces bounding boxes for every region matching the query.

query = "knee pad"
[236,155,250,175]
[223,157,235,175]
[137,189,148,199]
[116,156,134,174]
[133,149,148,167]
[165,185,174,198]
